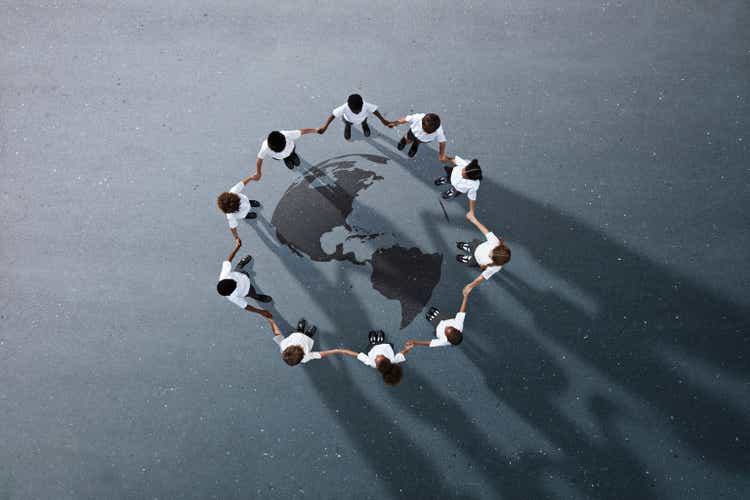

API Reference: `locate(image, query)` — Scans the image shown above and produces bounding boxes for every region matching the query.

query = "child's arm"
[249,158,264,182]
[245,304,273,319]
[227,239,242,262]
[398,344,415,356]
[267,317,283,336]
[406,340,432,348]
[466,210,490,236]
[438,142,448,162]
[372,110,390,126]
[230,227,241,244]
[318,115,335,134]
[299,128,318,135]
[467,199,476,218]
[387,116,408,128]
[318,349,359,358]
[462,275,485,296]
[459,288,470,312]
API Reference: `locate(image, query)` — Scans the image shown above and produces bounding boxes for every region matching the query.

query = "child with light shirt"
[434,156,482,211]
[407,287,470,349]
[335,330,413,386]
[269,318,347,366]
[216,173,262,244]
[216,242,273,315]
[251,127,318,179]
[458,211,511,294]
[387,112,448,160]
[317,93,391,140]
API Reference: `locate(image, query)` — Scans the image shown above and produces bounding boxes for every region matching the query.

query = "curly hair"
[422,113,441,134]
[217,192,241,214]
[445,326,464,346]
[282,345,304,366]
[382,364,403,386]
[375,356,392,374]
[267,131,286,152]
[491,244,511,266]
[347,93,364,113]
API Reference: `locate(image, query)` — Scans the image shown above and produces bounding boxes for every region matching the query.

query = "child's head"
[282,345,304,366]
[492,243,511,266]
[267,131,286,152]
[445,326,464,345]
[217,192,241,214]
[422,113,441,134]
[375,356,403,386]
[382,364,403,386]
[216,279,237,296]
[347,94,364,114]
[463,159,482,181]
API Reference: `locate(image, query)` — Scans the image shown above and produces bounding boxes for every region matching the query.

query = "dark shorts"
[406,129,421,143]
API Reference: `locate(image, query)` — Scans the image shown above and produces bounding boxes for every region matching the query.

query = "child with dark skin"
[317,93,391,140]
[387,112,449,160]
[333,330,415,386]
[407,287,471,350]
[217,172,262,245]
[459,211,511,294]
[269,318,350,366]
[216,241,273,317]
[252,127,318,179]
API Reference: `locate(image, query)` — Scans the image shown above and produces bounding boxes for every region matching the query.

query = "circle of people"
[216,94,511,387]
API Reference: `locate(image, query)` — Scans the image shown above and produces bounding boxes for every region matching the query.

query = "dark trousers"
[283,148,300,169]
[406,129,421,144]
[235,269,265,300]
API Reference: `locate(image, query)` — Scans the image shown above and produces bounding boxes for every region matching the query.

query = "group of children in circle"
[215,93,512,386]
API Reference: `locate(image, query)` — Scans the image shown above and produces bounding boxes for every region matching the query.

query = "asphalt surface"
[1,1,749,499]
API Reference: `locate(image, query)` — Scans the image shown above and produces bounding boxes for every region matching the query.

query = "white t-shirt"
[405,113,446,143]
[225,181,251,229]
[430,313,466,348]
[257,130,302,160]
[474,232,503,280]
[219,260,251,308]
[332,101,378,125]
[357,344,406,367]
[450,156,480,201]
[273,332,322,363]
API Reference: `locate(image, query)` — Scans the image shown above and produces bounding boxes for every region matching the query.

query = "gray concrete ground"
[1,1,749,499]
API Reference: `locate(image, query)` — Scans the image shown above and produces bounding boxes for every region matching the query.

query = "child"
[270,318,345,366]
[317,93,391,140]
[337,330,412,386]
[253,127,318,179]
[388,112,448,160]
[434,156,482,212]
[217,242,273,315]
[407,287,470,349]
[217,173,262,244]
[458,211,511,294]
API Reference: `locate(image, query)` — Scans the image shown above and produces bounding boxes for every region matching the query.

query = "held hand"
[406,340,414,348]
[462,284,473,296]
[317,127,326,134]
[258,309,273,319]
[386,121,397,128]
[235,238,242,248]
[466,211,476,222]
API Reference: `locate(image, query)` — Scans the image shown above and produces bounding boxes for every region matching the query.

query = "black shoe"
[245,212,257,219]
[408,142,419,157]
[456,242,472,252]
[249,199,261,208]
[426,306,440,322]
[284,158,295,170]
[456,254,472,264]
[305,325,317,337]
[442,188,458,199]
[238,254,253,268]
[376,330,385,343]
[362,120,371,137]
[368,330,379,344]
[297,318,307,333]
[434,176,449,186]
[254,293,273,303]
[344,123,352,140]
[291,153,301,166]
[397,137,407,150]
